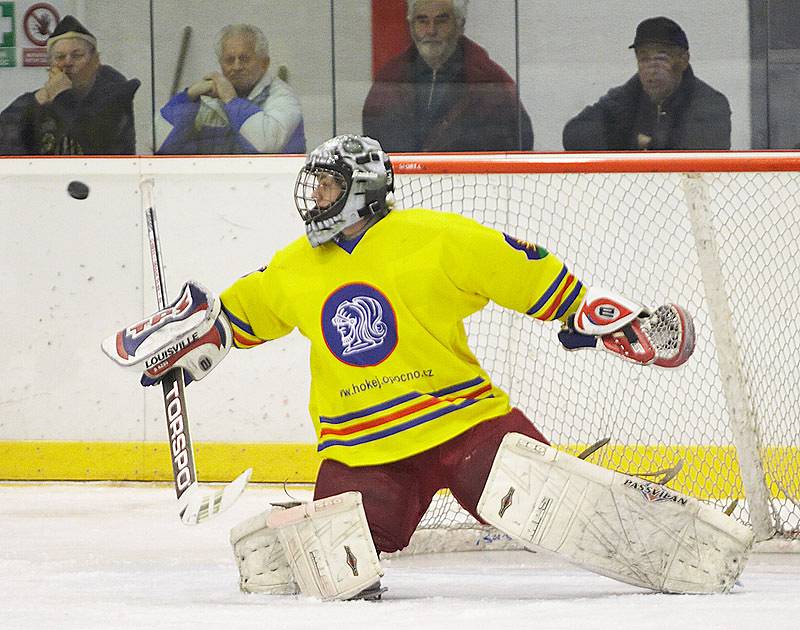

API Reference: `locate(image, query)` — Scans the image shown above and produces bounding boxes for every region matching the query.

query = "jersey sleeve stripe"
[222,303,269,348]
[222,304,256,337]
[232,330,265,348]
[526,264,568,316]
[538,274,576,320]
[554,281,585,320]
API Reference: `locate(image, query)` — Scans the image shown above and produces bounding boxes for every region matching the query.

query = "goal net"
[389,152,800,552]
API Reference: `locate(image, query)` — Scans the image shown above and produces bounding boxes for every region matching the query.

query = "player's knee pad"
[268,491,383,601]
[230,507,299,595]
[478,433,754,594]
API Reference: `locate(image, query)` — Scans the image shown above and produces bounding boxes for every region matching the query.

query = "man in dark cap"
[562,16,731,151]
[0,15,140,154]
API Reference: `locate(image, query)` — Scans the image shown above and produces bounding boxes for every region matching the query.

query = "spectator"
[362,0,533,152]
[0,15,140,155]
[157,24,305,154]
[563,16,731,151]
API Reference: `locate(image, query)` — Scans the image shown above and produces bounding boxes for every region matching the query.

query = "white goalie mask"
[294,135,394,247]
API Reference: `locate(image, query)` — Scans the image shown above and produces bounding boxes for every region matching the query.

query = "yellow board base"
[0,441,321,484]
[0,441,795,501]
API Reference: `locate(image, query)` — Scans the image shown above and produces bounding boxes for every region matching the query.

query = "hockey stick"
[170,26,192,97]
[140,178,251,524]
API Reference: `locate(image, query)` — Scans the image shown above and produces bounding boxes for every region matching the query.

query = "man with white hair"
[157,23,305,154]
[363,0,533,151]
[0,15,140,154]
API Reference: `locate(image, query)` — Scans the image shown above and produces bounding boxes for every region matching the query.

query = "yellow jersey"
[220,208,586,466]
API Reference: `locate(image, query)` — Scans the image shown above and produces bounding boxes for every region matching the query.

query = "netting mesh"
[393,169,800,540]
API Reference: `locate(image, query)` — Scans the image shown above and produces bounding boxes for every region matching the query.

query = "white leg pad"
[267,491,383,601]
[478,433,755,593]
[230,507,300,595]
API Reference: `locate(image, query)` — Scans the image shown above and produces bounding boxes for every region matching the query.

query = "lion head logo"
[332,295,387,355]
[322,283,398,366]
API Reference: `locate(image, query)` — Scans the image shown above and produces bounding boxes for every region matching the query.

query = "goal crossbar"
[393,151,800,174]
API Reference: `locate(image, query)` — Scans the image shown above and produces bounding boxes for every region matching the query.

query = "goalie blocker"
[478,433,754,594]
[100,280,232,385]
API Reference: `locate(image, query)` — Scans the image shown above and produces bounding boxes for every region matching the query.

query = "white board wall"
[1,157,315,443]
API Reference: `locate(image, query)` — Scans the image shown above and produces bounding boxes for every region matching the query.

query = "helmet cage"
[294,163,352,224]
[294,135,394,247]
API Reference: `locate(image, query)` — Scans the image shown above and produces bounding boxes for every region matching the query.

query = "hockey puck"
[67,180,90,200]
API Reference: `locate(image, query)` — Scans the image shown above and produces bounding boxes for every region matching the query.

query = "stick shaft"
[141,180,198,502]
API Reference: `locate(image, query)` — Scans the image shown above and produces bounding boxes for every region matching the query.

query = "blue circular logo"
[321,283,398,366]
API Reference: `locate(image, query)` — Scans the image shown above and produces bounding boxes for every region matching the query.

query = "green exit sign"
[0,2,14,48]
[0,1,15,67]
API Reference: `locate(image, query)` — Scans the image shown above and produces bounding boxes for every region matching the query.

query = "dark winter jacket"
[363,36,533,152]
[562,65,730,151]
[0,65,140,155]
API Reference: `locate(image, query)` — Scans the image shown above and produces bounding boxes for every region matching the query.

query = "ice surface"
[2,482,798,630]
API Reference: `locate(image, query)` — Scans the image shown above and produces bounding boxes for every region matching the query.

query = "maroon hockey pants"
[313,407,548,553]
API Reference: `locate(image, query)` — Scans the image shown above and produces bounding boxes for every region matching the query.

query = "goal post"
[388,152,800,548]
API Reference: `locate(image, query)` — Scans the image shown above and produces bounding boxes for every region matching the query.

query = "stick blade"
[178,468,253,525]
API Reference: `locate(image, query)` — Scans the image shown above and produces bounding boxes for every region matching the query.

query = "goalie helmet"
[294,134,394,247]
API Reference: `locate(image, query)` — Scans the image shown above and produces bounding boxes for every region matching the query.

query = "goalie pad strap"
[267,492,383,601]
[478,433,754,594]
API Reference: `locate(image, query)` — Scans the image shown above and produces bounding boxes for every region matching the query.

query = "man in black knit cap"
[0,15,140,155]
[563,16,731,151]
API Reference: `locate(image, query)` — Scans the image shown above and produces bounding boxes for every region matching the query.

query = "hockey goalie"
[103,133,753,601]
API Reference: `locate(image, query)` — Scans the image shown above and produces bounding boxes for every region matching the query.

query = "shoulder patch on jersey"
[503,233,548,260]
[322,283,398,367]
